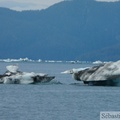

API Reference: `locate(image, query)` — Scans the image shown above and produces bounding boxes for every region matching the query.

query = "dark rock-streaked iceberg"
[61,60,120,86]
[0,65,55,84]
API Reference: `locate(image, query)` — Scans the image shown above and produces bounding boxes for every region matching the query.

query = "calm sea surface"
[0,62,120,120]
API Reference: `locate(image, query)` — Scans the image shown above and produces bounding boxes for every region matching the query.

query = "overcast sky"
[0,0,64,11]
[0,0,119,11]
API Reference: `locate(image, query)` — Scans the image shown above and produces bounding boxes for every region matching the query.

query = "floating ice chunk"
[93,60,103,64]
[0,64,55,84]
[63,60,120,85]
[6,65,19,73]
[61,67,90,74]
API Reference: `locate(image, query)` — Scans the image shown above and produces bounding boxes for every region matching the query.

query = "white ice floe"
[61,67,90,74]
[0,65,55,84]
[62,60,120,86]
[93,60,103,65]
[6,65,19,73]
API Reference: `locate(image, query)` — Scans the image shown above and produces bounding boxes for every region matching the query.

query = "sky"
[0,0,119,11]
[0,0,64,11]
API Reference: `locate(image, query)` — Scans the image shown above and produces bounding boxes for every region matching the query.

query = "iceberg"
[92,60,103,65]
[61,60,120,86]
[0,65,55,84]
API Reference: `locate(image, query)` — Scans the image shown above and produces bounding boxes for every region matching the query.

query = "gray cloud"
[0,0,63,11]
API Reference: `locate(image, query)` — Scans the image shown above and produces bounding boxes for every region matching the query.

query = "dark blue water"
[0,62,120,120]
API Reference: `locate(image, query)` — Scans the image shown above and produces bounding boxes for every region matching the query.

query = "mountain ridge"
[0,0,120,61]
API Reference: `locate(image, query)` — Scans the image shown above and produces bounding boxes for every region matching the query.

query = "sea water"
[0,62,120,120]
